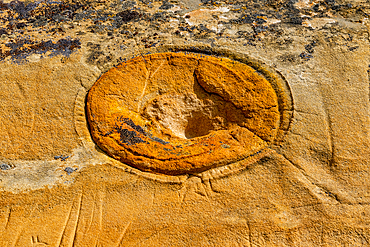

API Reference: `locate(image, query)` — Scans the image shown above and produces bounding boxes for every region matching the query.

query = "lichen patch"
[86,52,282,175]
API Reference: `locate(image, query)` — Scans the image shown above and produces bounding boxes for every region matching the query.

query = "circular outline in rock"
[75,46,293,181]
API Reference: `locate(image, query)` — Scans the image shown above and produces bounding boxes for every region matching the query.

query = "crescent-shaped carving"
[86,52,280,175]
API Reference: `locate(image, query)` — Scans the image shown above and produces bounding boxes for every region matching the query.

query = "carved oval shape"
[86,52,280,175]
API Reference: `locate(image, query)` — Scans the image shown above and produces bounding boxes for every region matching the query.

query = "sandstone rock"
[86,52,286,175]
[0,0,369,246]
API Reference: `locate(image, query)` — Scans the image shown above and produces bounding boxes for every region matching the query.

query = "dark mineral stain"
[200,0,214,4]
[117,128,148,145]
[121,1,136,10]
[325,0,335,5]
[121,117,146,135]
[0,0,85,24]
[299,52,313,61]
[113,117,148,145]
[230,14,254,24]
[112,117,171,146]
[149,136,169,145]
[0,0,365,64]
[288,16,303,25]
[117,9,141,23]
[159,1,174,10]
[54,155,70,161]
[64,167,77,175]
[0,38,81,62]
[277,53,299,64]
[0,28,8,35]
[305,41,316,53]
[8,0,37,19]
[86,50,104,64]
[299,40,317,61]
[312,4,320,12]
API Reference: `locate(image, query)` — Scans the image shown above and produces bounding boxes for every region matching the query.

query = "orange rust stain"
[86,52,280,175]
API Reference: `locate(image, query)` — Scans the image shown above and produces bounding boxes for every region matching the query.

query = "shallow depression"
[143,92,245,139]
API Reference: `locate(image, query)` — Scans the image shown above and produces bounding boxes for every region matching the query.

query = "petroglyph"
[86,52,292,175]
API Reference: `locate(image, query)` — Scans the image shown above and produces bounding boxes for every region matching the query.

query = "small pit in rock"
[143,93,244,139]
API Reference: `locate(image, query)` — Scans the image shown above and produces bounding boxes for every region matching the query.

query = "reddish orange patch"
[86,52,280,175]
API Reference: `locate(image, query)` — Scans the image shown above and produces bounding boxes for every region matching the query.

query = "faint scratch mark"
[227,227,251,246]
[14,80,27,100]
[115,221,132,247]
[12,207,36,247]
[247,221,252,247]
[140,53,147,63]
[194,182,210,200]
[13,230,22,247]
[288,132,325,145]
[149,187,155,209]
[57,203,74,247]
[137,59,166,112]
[355,228,369,245]
[87,190,105,245]
[98,191,104,240]
[32,236,49,246]
[201,179,221,196]
[4,207,11,230]
[138,225,169,247]
[85,193,96,235]
[178,188,186,203]
[178,176,216,202]
[208,180,221,194]
[13,208,37,247]
[294,109,320,116]
[58,193,83,247]
[279,152,344,204]
[317,82,335,167]
[71,193,83,247]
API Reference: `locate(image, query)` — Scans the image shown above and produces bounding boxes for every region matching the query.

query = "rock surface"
[86,52,285,175]
[0,0,369,246]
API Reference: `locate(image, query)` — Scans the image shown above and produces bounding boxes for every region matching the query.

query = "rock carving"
[86,52,285,175]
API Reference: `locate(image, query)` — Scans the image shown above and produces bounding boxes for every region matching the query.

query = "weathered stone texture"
[0,0,370,246]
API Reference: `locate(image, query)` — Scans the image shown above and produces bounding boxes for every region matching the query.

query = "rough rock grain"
[0,0,369,246]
